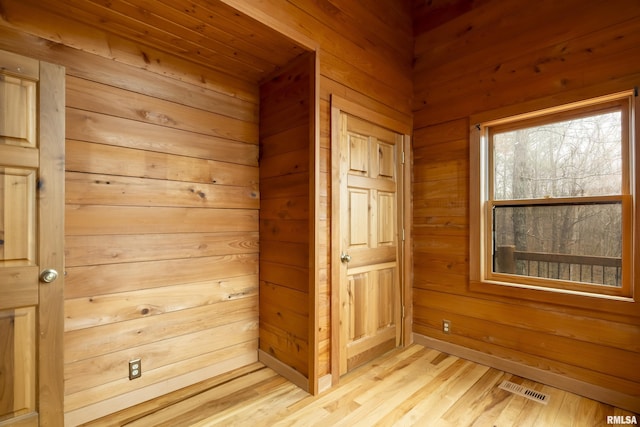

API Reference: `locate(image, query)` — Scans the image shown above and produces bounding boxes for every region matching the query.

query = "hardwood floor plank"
[531,385,567,426]
[194,381,306,426]
[366,357,471,426]
[88,344,638,426]
[124,368,281,427]
[489,378,540,427]
[272,346,434,426]
[509,381,551,427]
[407,363,498,426]
[467,381,515,427]
[553,392,584,426]
[328,351,444,426]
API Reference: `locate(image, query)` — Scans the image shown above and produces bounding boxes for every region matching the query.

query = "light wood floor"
[86,345,638,426]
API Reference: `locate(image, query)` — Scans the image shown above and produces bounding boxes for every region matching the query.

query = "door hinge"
[401,305,405,319]
[401,151,405,164]
[402,228,405,241]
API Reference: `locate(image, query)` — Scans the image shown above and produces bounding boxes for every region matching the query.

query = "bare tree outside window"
[491,110,624,287]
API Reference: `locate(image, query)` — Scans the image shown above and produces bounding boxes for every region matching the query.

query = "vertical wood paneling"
[412,0,640,411]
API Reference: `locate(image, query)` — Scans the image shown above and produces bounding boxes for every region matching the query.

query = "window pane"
[493,111,622,200]
[493,203,622,287]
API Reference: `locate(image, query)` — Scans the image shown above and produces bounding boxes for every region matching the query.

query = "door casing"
[0,49,65,426]
[329,95,412,384]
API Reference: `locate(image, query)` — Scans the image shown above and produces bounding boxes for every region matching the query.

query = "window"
[470,91,636,298]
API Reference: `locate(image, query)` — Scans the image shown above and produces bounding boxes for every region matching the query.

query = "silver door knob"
[40,269,59,283]
[340,253,351,263]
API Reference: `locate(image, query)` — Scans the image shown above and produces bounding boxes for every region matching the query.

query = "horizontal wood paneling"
[0,16,267,420]
[64,342,259,425]
[66,172,259,209]
[1,0,414,421]
[65,323,259,408]
[65,232,258,267]
[414,1,640,83]
[0,1,258,101]
[62,65,261,418]
[259,241,309,268]
[260,196,310,220]
[64,297,257,363]
[65,205,258,235]
[414,1,640,126]
[259,53,313,378]
[66,75,258,127]
[65,254,258,299]
[259,173,310,201]
[412,0,640,411]
[66,140,259,187]
[260,283,309,339]
[67,107,259,151]
[65,275,258,332]
[414,290,640,354]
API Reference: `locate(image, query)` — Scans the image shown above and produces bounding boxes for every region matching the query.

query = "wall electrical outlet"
[442,319,451,334]
[129,358,142,380]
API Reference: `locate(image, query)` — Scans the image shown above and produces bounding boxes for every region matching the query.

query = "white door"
[0,50,65,426]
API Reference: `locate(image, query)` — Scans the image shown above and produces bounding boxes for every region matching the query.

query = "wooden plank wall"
[223,0,414,380]
[412,0,640,411]
[0,6,261,425]
[63,73,261,424]
[259,53,313,379]
[0,0,414,422]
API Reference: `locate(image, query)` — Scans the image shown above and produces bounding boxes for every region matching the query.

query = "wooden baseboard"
[256,350,332,395]
[258,349,309,392]
[0,413,38,427]
[413,333,640,413]
[64,352,258,426]
[317,373,332,394]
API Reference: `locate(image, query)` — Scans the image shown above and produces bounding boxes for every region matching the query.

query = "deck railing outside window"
[495,245,622,287]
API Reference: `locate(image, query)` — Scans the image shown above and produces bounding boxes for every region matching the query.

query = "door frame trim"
[329,95,412,384]
[37,57,66,425]
[0,50,65,425]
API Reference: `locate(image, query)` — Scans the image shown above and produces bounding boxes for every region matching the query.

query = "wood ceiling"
[26,0,308,83]
[412,0,489,34]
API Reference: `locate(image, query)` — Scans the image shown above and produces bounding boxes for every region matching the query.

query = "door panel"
[337,111,403,375]
[0,50,64,426]
[1,168,37,263]
[0,308,36,422]
[378,192,396,244]
[0,74,37,148]
[349,189,369,245]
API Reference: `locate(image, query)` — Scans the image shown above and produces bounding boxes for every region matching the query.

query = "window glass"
[492,111,622,200]
[473,93,634,297]
[493,203,622,287]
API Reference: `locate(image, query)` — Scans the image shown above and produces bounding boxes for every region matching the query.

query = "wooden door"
[335,111,404,375]
[0,50,65,426]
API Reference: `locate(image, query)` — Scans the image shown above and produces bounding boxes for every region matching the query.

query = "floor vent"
[499,380,550,405]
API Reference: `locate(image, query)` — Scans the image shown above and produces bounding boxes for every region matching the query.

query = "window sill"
[468,279,638,317]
